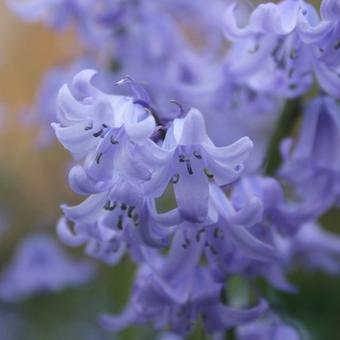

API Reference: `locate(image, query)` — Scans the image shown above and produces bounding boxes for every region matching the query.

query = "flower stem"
[265,99,301,175]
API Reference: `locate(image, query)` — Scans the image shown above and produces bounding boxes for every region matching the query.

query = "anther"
[213,227,224,240]
[84,124,93,131]
[185,159,194,175]
[171,173,180,184]
[196,228,206,242]
[117,215,123,230]
[178,154,186,162]
[121,203,127,211]
[182,238,190,249]
[204,168,214,179]
[193,151,202,159]
[169,100,184,115]
[132,213,139,226]
[93,129,103,137]
[96,152,103,164]
[127,206,135,218]
[104,200,117,211]
[335,41,340,50]
[111,136,119,144]
[102,123,108,128]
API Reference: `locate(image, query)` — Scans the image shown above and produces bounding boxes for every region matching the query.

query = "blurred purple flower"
[280,96,340,214]
[237,314,301,340]
[277,221,340,274]
[0,234,94,301]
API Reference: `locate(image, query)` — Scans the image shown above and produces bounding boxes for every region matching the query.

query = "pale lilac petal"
[61,192,107,223]
[173,108,209,146]
[204,300,268,331]
[56,217,87,247]
[68,164,108,195]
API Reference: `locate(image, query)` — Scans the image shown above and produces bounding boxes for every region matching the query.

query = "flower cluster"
[7,0,340,338]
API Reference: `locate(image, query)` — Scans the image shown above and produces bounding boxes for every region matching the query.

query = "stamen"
[178,154,186,162]
[169,100,184,115]
[111,136,119,144]
[84,123,93,131]
[182,238,191,249]
[196,228,206,242]
[171,173,180,184]
[93,129,103,137]
[127,206,135,218]
[204,168,214,179]
[335,40,340,50]
[96,152,103,164]
[121,203,127,210]
[185,159,193,175]
[102,123,108,128]
[117,215,123,230]
[104,200,117,211]
[213,227,224,240]
[132,213,140,226]
[193,151,202,159]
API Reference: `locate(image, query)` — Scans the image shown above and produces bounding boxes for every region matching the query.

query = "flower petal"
[173,108,208,146]
[61,192,107,223]
[68,164,108,195]
[56,217,87,247]
[204,300,268,331]
[52,122,97,156]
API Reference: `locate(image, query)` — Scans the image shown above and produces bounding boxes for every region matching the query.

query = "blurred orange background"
[0,2,80,251]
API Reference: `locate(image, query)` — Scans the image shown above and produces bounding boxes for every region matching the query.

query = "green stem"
[225,328,236,340]
[265,99,301,175]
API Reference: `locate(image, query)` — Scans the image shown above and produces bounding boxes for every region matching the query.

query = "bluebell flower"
[277,221,340,274]
[52,70,157,187]
[100,229,268,335]
[280,96,340,214]
[206,176,295,292]
[27,59,97,147]
[57,175,179,265]
[0,234,94,301]
[143,108,254,223]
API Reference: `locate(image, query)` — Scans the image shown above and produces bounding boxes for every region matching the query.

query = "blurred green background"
[0,2,339,339]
